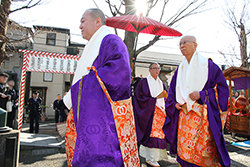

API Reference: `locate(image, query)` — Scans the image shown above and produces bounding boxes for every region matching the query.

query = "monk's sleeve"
[199,61,230,167]
[164,69,179,154]
[199,62,229,112]
[133,79,156,144]
[165,70,178,117]
[94,34,131,101]
[214,68,229,112]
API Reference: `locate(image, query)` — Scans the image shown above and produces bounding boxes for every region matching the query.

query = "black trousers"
[55,111,60,123]
[7,107,16,128]
[60,112,67,123]
[29,112,40,133]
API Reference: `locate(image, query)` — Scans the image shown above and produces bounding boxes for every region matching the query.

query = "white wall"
[33,31,68,54]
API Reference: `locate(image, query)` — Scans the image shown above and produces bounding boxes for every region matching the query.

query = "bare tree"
[222,0,250,67]
[0,0,43,66]
[100,0,211,75]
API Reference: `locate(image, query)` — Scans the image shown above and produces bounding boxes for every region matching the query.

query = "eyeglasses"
[179,40,196,46]
[150,67,161,70]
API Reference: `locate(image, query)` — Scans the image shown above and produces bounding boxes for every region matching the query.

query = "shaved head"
[87,8,106,25]
[181,35,197,43]
[80,8,105,41]
[179,35,198,63]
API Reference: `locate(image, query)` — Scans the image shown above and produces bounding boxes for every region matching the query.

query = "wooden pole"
[229,80,232,133]
[245,89,249,134]
[229,80,232,114]
[246,89,249,117]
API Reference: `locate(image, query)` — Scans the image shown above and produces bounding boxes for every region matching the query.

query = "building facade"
[29,26,84,119]
[2,23,84,120]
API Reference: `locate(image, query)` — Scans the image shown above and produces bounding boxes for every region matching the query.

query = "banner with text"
[26,53,80,74]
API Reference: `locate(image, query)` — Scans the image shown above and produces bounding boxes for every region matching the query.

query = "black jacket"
[28,97,42,113]
[6,88,18,108]
[0,83,10,110]
[59,99,69,116]
[53,99,60,112]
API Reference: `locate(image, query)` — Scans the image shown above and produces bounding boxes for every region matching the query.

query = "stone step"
[20,147,65,156]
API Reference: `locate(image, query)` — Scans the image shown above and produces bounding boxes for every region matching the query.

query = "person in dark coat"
[59,92,69,122]
[6,80,19,128]
[0,71,10,110]
[28,90,42,133]
[53,94,61,123]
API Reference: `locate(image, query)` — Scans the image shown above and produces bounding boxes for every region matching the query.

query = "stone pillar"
[0,130,20,167]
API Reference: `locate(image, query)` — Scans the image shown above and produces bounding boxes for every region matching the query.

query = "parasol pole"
[130,21,149,77]
[131,32,139,76]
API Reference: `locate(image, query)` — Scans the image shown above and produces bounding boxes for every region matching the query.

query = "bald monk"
[165,35,230,167]
[63,8,139,167]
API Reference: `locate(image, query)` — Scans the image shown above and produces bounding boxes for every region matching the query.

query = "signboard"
[17,50,81,129]
[24,52,80,74]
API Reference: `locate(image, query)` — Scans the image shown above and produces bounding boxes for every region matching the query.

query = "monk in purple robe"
[133,63,168,167]
[165,35,230,167]
[63,8,132,166]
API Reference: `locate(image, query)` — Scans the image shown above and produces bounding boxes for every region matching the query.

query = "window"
[43,73,53,82]
[46,33,56,45]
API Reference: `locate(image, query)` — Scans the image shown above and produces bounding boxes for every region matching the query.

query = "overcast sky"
[9,0,247,66]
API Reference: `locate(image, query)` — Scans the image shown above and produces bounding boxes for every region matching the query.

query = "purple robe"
[165,60,230,167]
[133,78,168,149]
[70,34,131,167]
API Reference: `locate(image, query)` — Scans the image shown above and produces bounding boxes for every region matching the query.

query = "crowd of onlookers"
[0,71,18,129]
[26,91,69,134]
[0,70,70,134]
[53,92,69,124]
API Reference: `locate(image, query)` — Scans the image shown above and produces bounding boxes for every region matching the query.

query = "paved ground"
[19,121,67,167]
[223,132,250,167]
[18,120,250,167]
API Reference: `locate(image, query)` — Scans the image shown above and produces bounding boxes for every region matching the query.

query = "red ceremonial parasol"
[106,13,182,73]
[106,13,182,36]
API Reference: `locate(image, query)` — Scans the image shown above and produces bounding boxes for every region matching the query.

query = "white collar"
[72,25,112,84]
[147,74,165,111]
[176,51,208,111]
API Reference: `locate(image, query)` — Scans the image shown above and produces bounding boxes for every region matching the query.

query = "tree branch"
[92,0,100,8]
[165,0,196,25]
[159,0,169,22]
[105,0,117,16]
[135,35,160,57]
[165,0,209,26]
[114,5,124,15]
[105,0,124,16]
[146,0,159,17]
[10,0,42,13]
